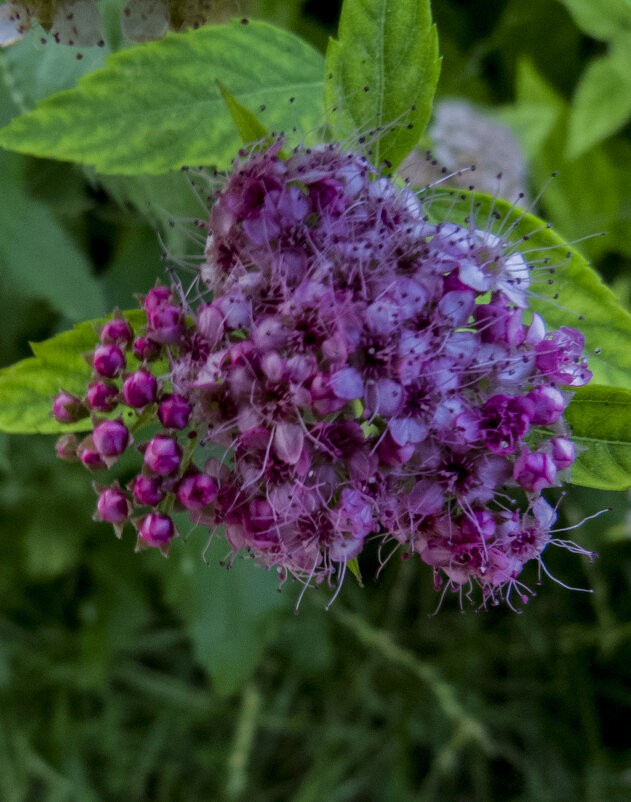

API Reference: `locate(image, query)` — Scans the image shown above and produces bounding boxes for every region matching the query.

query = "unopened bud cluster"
[54,141,594,604]
[53,298,202,555]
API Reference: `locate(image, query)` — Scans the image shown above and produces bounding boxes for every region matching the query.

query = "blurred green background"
[1,1,631,799]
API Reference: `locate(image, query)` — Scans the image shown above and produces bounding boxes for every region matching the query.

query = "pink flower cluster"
[54,142,593,605]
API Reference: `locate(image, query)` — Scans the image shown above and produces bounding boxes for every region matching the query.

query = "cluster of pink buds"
[53,298,200,556]
[53,140,594,606]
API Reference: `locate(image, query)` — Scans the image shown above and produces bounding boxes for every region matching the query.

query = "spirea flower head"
[53,139,595,608]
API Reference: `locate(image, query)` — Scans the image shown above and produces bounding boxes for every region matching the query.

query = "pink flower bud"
[131,474,166,506]
[133,336,162,362]
[177,474,217,510]
[143,287,171,310]
[86,381,119,412]
[77,436,106,471]
[101,318,133,346]
[197,302,224,343]
[144,435,182,475]
[93,344,125,378]
[513,449,557,492]
[52,391,86,423]
[55,434,79,461]
[92,418,130,458]
[527,386,566,425]
[122,369,158,408]
[550,437,575,470]
[97,486,130,524]
[147,305,182,345]
[158,395,192,430]
[135,512,178,552]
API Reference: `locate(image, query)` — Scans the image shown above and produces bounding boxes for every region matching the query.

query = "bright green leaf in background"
[425,190,631,390]
[556,0,631,41]
[0,21,325,174]
[565,385,631,490]
[499,57,631,263]
[566,39,631,160]
[324,0,440,170]
[0,311,145,434]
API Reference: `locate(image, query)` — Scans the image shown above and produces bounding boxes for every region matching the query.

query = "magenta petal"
[274,422,305,465]
[389,417,428,446]
[330,367,364,400]
[329,536,363,563]
[408,480,445,517]
[365,379,404,417]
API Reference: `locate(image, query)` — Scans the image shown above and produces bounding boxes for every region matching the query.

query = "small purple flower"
[332,488,374,539]
[144,435,183,475]
[535,327,592,387]
[92,344,126,378]
[480,395,534,454]
[474,297,525,347]
[122,369,158,408]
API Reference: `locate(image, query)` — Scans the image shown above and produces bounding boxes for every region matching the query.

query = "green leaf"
[494,102,560,161]
[0,26,109,118]
[0,311,145,434]
[567,42,631,159]
[0,151,106,320]
[216,79,268,145]
[511,56,625,263]
[556,0,631,41]
[565,385,631,490]
[324,0,440,170]
[425,189,631,390]
[159,533,287,696]
[346,556,364,586]
[0,22,325,174]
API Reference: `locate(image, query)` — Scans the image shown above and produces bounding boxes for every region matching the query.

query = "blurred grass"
[1,0,631,799]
